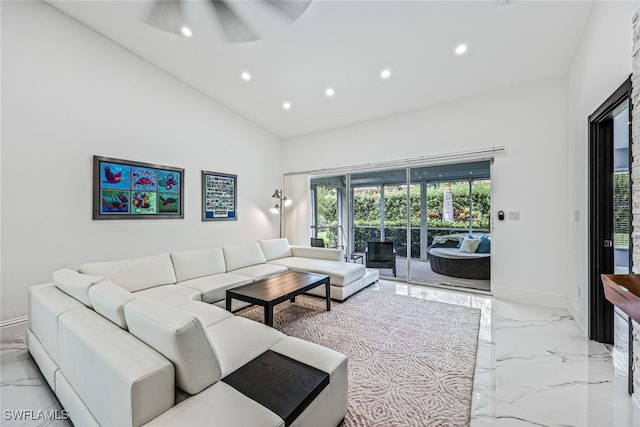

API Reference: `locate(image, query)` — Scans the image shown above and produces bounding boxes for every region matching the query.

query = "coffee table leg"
[265,304,274,327]
[226,296,232,312]
[325,280,331,311]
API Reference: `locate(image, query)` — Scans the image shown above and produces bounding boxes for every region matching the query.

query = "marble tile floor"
[2,280,640,426]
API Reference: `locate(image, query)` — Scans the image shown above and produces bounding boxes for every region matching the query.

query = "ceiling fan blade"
[263,0,312,22]
[146,0,184,34]
[209,0,259,43]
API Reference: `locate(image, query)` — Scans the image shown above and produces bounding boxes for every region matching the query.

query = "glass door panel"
[351,169,405,278]
[409,162,491,291]
[613,103,630,274]
[310,175,346,249]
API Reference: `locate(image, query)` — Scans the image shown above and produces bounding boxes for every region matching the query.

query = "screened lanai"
[310,160,491,292]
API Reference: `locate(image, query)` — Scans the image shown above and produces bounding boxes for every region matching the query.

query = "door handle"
[604,240,613,247]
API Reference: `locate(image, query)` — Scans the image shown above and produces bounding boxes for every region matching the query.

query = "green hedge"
[315,182,491,250]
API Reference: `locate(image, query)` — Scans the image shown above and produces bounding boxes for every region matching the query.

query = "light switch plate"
[509,211,520,221]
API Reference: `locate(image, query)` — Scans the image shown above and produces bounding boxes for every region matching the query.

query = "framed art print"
[93,155,184,220]
[202,170,237,221]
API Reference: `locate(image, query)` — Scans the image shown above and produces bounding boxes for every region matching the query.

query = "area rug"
[237,289,481,427]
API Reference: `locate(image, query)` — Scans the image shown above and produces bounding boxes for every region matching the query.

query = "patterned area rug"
[237,289,481,427]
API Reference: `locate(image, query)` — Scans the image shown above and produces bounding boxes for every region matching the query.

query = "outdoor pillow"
[476,236,491,254]
[457,234,475,248]
[459,237,480,253]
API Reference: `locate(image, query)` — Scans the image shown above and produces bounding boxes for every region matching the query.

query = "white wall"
[567,1,639,336]
[0,1,282,323]
[283,78,570,307]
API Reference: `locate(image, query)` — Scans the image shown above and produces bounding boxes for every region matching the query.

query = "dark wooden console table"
[226,271,330,327]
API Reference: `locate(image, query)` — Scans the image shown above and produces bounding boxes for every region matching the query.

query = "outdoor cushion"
[428,247,490,259]
[476,236,491,253]
[459,237,481,253]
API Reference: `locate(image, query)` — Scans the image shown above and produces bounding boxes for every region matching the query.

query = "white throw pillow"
[459,237,481,253]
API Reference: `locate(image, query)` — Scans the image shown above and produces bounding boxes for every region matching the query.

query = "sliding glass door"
[310,160,491,291]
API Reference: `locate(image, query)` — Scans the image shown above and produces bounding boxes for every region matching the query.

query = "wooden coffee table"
[226,271,331,327]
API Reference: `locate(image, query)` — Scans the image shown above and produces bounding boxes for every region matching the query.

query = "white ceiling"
[47,0,595,139]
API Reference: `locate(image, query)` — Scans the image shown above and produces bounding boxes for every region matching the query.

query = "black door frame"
[588,76,632,344]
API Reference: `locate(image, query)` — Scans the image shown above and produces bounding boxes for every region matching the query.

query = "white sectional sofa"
[27,238,379,427]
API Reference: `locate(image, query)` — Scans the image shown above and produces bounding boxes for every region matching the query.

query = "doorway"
[588,77,631,344]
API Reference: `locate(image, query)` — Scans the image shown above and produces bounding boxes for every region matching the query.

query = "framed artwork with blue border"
[202,170,237,221]
[93,155,184,220]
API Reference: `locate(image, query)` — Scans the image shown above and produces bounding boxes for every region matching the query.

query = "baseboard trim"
[568,303,588,337]
[1,316,29,340]
[492,287,567,309]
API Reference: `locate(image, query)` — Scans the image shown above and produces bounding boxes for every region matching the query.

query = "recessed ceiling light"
[325,87,335,97]
[282,101,291,110]
[241,71,251,81]
[455,44,468,56]
[380,69,391,79]
[181,27,192,37]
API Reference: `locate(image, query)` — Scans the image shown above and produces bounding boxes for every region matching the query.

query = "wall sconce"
[271,189,292,237]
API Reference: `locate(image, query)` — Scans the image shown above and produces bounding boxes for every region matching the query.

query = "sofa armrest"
[290,246,344,262]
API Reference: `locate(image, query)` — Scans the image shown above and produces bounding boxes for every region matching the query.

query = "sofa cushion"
[134,285,201,304]
[204,316,284,377]
[259,238,293,261]
[178,273,252,303]
[52,268,106,307]
[88,280,137,329]
[84,328,175,427]
[267,258,364,286]
[143,382,284,427]
[222,242,266,271]
[29,284,85,363]
[171,300,233,328]
[170,248,226,282]
[290,246,343,262]
[124,298,222,395]
[271,337,347,382]
[58,309,119,398]
[78,253,176,293]
[230,264,289,281]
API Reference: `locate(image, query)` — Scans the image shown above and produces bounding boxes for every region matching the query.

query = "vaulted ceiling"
[48,0,595,138]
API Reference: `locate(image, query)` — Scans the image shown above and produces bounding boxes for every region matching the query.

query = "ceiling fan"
[146,0,312,43]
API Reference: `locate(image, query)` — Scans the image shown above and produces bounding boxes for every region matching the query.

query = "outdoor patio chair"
[310,238,326,247]
[365,241,396,277]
